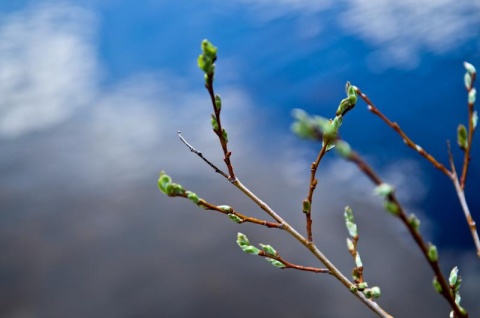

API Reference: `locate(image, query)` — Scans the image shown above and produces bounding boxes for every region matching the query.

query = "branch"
[346,151,467,318]
[460,62,477,188]
[303,142,329,242]
[177,131,230,180]
[447,142,480,257]
[355,87,452,178]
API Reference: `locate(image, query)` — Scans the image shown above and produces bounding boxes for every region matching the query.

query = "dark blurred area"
[0,1,479,317]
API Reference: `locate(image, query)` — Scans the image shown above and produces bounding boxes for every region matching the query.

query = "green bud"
[265,258,286,268]
[186,191,199,204]
[384,200,400,215]
[357,282,368,290]
[211,114,219,131]
[214,94,222,111]
[346,238,354,251]
[468,88,476,104]
[158,171,172,195]
[464,61,476,75]
[370,286,381,299]
[428,244,439,262]
[170,183,185,195]
[347,84,357,105]
[236,232,250,247]
[331,116,343,131]
[457,124,468,150]
[228,213,243,223]
[259,244,277,257]
[335,140,352,159]
[350,285,358,292]
[218,205,233,213]
[374,183,395,197]
[324,141,336,152]
[242,245,260,255]
[201,39,217,60]
[354,253,363,269]
[408,213,421,231]
[222,128,228,143]
[344,206,358,238]
[472,111,478,130]
[433,276,443,293]
[464,73,472,90]
[363,288,374,299]
[455,293,462,305]
[302,199,311,214]
[336,98,351,116]
[449,266,459,286]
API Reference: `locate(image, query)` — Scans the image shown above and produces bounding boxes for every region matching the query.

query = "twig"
[205,75,236,180]
[179,137,393,317]
[232,179,392,318]
[177,131,230,180]
[167,190,283,229]
[355,86,479,258]
[447,142,480,257]
[460,70,476,188]
[355,88,452,178]
[304,142,329,242]
[257,250,331,274]
[348,151,467,317]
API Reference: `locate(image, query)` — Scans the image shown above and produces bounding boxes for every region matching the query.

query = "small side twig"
[303,142,329,242]
[177,131,230,180]
[257,250,331,274]
[355,87,452,178]
[460,63,477,188]
[205,72,236,181]
[447,142,480,257]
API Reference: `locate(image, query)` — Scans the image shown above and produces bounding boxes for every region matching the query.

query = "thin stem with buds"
[303,142,329,242]
[356,86,479,258]
[347,151,467,318]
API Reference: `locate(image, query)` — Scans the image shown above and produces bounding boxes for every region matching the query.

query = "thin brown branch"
[460,71,476,188]
[304,142,329,242]
[205,75,236,181]
[355,87,453,178]
[177,131,230,180]
[232,179,393,318]
[348,151,467,317]
[257,250,331,274]
[169,191,283,229]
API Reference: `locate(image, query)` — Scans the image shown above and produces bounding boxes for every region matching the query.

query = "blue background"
[0,1,479,317]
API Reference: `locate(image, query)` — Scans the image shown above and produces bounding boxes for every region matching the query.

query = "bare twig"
[447,142,480,257]
[177,131,230,180]
[355,87,452,178]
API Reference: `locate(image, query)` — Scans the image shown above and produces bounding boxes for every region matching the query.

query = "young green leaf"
[428,244,439,262]
[259,244,277,257]
[457,124,468,150]
[228,214,243,223]
[236,232,250,247]
[265,258,286,268]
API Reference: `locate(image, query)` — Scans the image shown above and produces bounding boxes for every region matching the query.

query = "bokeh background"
[1,1,480,317]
